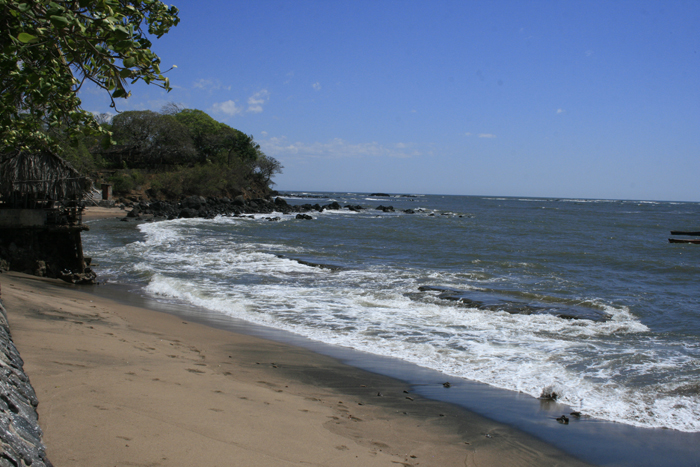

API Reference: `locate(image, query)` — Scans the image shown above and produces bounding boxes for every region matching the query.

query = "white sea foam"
[89,211,700,433]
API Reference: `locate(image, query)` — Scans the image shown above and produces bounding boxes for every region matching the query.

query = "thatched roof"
[0,150,92,201]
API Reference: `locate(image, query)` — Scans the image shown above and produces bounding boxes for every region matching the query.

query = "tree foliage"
[0,0,179,152]
[109,110,196,167]
[254,154,283,185]
[97,107,283,198]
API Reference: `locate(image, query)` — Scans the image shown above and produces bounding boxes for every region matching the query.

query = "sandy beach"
[83,206,128,221]
[0,271,588,466]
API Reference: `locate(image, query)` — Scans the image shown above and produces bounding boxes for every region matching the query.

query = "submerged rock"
[417,286,611,322]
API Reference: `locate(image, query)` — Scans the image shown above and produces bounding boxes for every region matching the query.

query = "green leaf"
[50,15,70,27]
[17,32,38,43]
[2,0,180,153]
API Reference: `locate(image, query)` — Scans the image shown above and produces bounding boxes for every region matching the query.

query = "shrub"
[108,173,135,194]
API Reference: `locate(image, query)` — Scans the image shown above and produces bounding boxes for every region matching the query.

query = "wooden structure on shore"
[0,150,94,280]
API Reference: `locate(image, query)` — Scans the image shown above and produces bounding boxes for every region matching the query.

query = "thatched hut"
[0,150,92,209]
[0,150,94,281]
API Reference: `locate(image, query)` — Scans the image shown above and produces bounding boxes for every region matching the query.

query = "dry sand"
[82,206,127,221]
[0,271,587,466]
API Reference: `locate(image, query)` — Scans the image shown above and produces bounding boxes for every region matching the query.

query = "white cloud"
[312,82,321,90]
[90,111,114,123]
[212,100,243,116]
[557,108,565,114]
[260,131,268,137]
[247,89,270,113]
[464,132,472,137]
[478,133,496,138]
[259,137,420,160]
[193,79,230,91]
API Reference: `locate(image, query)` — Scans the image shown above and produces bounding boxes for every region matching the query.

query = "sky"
[79,0,700,202]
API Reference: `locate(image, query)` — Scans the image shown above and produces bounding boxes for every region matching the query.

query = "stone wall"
[0,301,52,467]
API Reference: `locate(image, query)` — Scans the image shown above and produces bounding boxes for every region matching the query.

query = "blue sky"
[79,0,700,202]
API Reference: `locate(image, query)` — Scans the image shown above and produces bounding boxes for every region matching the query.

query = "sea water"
[83,193,700,434]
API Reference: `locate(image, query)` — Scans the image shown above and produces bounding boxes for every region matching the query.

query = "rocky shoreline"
[0,299,51,467]
[116,194,476,222]
[120,195,379,221]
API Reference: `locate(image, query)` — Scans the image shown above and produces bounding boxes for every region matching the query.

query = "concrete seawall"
[0,301,51,467]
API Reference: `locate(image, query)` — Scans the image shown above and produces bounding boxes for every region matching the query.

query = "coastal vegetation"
[54,106,282,200]
[100,107,282,199]
[1,0,280,201]
[0,0,179,152]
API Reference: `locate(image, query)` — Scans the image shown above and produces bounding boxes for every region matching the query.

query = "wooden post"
[72,228,85,273]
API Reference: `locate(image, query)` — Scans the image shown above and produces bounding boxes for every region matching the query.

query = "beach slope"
[0,272,587,466]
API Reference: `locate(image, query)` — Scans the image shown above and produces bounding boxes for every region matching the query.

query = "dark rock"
[417,286,611,322]
[277,256,343,271]
[296,214,313,220]
[0,302,53,466]
[33,261,46,277]
[179,208,198,219]
[539,387,558,400]
[126,206,140,218]
[58,270,96,285]
[376,205,394,212]
[182,195,206,209]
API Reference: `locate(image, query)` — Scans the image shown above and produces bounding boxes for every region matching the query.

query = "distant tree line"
[53,106,282,199]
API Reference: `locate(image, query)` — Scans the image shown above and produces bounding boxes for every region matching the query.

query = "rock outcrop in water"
[0,301,52,466]
[121,196,404,221]
[417,286,611,322]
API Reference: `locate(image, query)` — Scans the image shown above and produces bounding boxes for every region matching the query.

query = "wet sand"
[0,271,587,466]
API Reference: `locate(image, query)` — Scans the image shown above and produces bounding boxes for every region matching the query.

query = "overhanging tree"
[0,0,180,152]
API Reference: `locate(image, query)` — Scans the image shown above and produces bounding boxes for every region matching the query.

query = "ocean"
[83,193,700,462]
